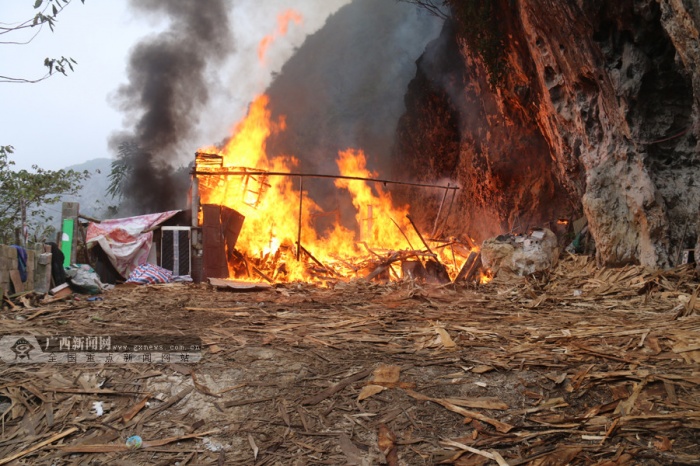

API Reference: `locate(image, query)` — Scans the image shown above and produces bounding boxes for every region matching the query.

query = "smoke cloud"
[111,0,349,214]
[261,0,443,219]
[110,0,234,213]
[110,0,439,218]
[199,0,350,146]
[265,0,442,176]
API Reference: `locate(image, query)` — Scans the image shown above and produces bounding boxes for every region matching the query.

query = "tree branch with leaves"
[0,149,90,245]
[0,2,91,245]
[107,141,142,201]
[0,0,84,84]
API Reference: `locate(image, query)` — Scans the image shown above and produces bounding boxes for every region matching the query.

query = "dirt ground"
[1,255,699,465]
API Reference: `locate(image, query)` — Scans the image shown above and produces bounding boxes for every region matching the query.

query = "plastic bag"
[66,264,105,295]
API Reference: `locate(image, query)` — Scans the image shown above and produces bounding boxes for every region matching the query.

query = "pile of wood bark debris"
[0,255,699,465]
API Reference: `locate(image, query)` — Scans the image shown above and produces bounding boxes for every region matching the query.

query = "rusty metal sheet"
[221,206,245,259]
[201,204,229,279]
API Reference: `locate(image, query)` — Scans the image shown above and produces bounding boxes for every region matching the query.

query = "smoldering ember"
[2,1,700,465]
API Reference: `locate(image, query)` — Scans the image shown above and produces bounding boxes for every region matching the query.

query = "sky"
[0,0,349,171]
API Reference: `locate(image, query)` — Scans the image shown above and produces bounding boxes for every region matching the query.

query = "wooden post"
[406,215,434,255]
[431,183,450,238]
[191,175,200,227]
[464,253,483,282]
[437,188,458,238]
[20,198,27,248]
[455,251,478,282]
[34,244,52,294]
[299,244,336,276]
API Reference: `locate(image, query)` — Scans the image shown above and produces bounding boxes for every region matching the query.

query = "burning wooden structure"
[190,147,477,285]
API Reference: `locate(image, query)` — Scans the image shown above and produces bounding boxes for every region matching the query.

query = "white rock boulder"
[481,228,559,276]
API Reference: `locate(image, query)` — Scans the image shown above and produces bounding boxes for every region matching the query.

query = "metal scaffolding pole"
[193,168,459,192]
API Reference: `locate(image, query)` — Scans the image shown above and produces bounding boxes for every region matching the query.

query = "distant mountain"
[60,158,116,220]
[36,158,116,234]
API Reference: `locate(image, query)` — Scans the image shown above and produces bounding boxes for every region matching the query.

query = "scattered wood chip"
[378,424,398,466]
[358,384,386,401]
[248,434,258,460]
[405,389,513,433]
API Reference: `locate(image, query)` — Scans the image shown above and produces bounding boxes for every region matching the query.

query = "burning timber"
[191,151,470,285]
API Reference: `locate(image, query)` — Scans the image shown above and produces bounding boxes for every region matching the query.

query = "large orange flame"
[197,94,472,283]
[258,9,303,63]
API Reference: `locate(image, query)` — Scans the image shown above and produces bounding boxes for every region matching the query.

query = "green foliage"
[0,0,85,84]
[107,141,141,200]
[28,0,86,31]
[0,146,14,158]
[0,151,90,245]
[107,160,128,200]
[1,2,89,244]
[44,56,77,76]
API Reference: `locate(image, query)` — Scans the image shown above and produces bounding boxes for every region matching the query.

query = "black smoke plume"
[110,0,233,213]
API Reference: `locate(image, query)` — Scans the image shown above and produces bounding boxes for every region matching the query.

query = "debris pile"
[481,228,559,276]
[0,256,698,464]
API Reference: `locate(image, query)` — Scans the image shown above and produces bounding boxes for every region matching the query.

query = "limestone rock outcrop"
[394,0,699,268]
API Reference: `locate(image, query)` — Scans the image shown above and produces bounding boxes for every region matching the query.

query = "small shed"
[86,211,189,283]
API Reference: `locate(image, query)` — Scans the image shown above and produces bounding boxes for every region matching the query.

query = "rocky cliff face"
[395,0,699,267]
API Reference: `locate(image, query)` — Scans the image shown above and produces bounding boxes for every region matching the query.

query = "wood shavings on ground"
[0,256,698,465]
